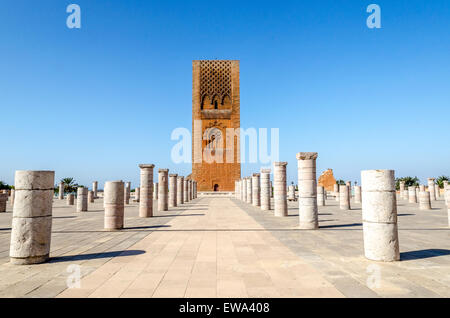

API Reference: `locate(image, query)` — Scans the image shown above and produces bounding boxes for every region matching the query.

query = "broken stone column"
[0,193,7,212]
[153,182,159,200]
[317,186,325,206]
[59,182,64,200]
[260,169,271,210]
[354,186,362,203]
[139,164,155,218]
[88,190,95,203]
[346,181,352,199]
[334,184,340,201]
[124,182,131,205]
[76,187,88,212]
[399,181,405,200]
[252,173,261,207]
[246,177,252,204]
[297,152,319,229]
[10,170,54,265]
[183,179,188,203]
[339,185,350,210]
[67,193,74,205]
[158,169,169,211]
[177,176,184,205]
[428,178,436,201]
[169,174,178,208]
[242,178,247,202]
[419,191,432,210]
[135,187,140,202]
[93,181,98,198]
[361,169,400,262]
[408,186,417,203]
[288,185,295,201]
[435,184,440,199]
[273,162,288,217]
[104,180,124,231]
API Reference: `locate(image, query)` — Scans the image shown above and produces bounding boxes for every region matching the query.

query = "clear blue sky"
[1,0,449,188]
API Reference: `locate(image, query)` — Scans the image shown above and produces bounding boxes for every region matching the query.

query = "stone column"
[419,191,432,210]
[158,169,169,211]
[399,181,405,200]
[124,182,131,205]
[59,182,64,200]
[193,181,197,199]
[361,170,400,262]
[419,184,425,192]
[339,185,350,210]
[288,185,295,201]
[317,186,325,206]
[135,187,140,202]
[153,182,159,200]
[273,162,288,217]
[177,176,184,205]
[183,179,189,202]
[0,193,7,212]
[446,188,450,226]
[270,181,273,198]
[139,164,154,218]
[428,178,436,201]
[242,178,247,202]
[445,181,449,205]
[235,180,239,199]
[93,181,98,198]
[252,173,261,207]
[77,187,88,212]
[10,189,15,206]
[246,177,252,204]
[408,186,417,203]
[354,186,362,203]
[346,181,352,199]
[415,187,419,203]
[88,190,94,203]
[260,169,271,210]
[188,180,192,201]
[10,170,54,265]
[297,153,318,229]
[104,181,124,231]
[169,174,178,208]
[67,193,75,205]
[334,184,340,201]
[435,184,440,199]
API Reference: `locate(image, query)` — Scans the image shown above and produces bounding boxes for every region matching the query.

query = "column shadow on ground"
[49,250,145,263]
[319,223,362,229]
[154,214,205,218]
[401,249,450,260]
[124,225,171,230]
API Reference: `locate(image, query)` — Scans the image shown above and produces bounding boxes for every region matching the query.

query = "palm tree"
[60,177,79,194]
[395,177,419,190]
[0,181,12,190]
[436,176,449,189]
[336,180,345,185]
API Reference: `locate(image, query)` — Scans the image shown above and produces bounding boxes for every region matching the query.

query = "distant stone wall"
[318,169,336,192]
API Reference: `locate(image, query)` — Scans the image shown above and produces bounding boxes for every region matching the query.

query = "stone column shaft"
[88,190,94,203]
[252,173,261,206]
[93,181,98,198]
[361,170,400,262]
[59,182,64,200]
[77,187,88,212]
[408,186,417,203]
[169,174,178,208]
[67,193,74,205]
[139,164,154,218]
[339,185,350,210]
[153,183,159,200]
[177,176,184,205]
[354,186,362,203]
[183,179,189,202]
[317,186,325,206]
[104,181,124,230]
[158,169,169,211]
[428,178,436,201]
[135,187,140,202]
[260,169,271,210]
[274,162,288,217]
[246,177,252,204]
[297,152,319,229]
[288,185,295,201]
[419,191,432,210]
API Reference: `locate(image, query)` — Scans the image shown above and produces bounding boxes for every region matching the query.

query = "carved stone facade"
[192,60,241,192]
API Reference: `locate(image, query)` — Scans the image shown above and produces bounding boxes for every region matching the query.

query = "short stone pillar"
[104,181,124,231]
[67,193,75,205]
[288,185,295,201]
[59,182,64,200]
[93,181,98,198]
[346,181,352,199]
[135,187,140,202]
[408,186,417,203]
[183,179,189,203]
[158,169,169,211]
[334,184,340,201]
[419,191,432,210]
[235,180,239,199]
[428,178,436,201]
[124,182,131,205]
[246,177,252,204]
[399,181,405,199]
[354,186,362,203]
[0,193,8,212]
[153,182,159,200]
[88,190,95,203]
[415,187,419,203]
[188,180,192,201]
[403,187,409,201]
[242,178,247,202]
[317,186,325,206]
[435,184,440,199]
[446,189,450,226]
[10,170,54,265]
[193,181,197,199]
[339,185,351,210]
[252,173,261,207]
[297,152,319,229]
[419,184,425,192]
[169,174,178,208]
[260,169,271,210]
[10,189,15,206]
[177,176,184,205]
[361,170,400,262]
[445,181,449,205]
[139,164,155,218]
[273,162,288,217]
[270,181,273,198]
[77,187,88,212]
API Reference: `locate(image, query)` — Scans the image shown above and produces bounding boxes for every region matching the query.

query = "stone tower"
[192,60,241,192]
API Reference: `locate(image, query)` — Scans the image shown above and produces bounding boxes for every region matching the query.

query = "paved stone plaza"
[0,194,448,298]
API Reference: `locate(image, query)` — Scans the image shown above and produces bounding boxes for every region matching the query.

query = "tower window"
[214,101,218,109]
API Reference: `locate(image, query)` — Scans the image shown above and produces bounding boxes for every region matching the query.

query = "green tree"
[57,177,79,194]
[436,176,449,189]
[0,181,13,190]
[336,180,345,185]
[395,177,419,190]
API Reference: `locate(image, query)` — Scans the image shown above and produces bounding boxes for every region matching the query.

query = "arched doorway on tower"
[213,184,219,192]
